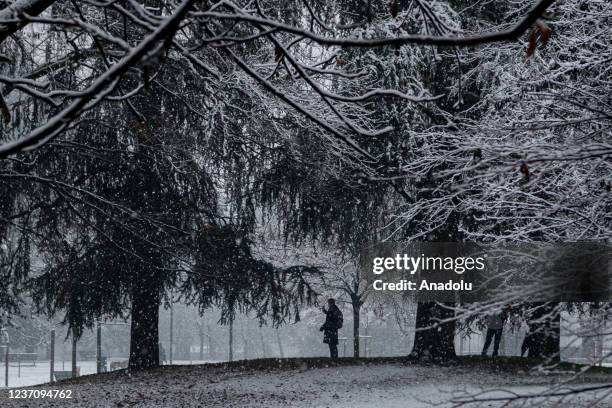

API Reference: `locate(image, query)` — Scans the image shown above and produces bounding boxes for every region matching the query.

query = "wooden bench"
[8,352,38,367]
[78,350,96,360]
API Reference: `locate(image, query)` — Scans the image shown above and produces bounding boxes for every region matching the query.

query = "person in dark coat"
[481,306,510,357]
[320,298,343,359]
[521,324,536,357]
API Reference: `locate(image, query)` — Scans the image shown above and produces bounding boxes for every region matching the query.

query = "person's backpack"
[336,308,343,329]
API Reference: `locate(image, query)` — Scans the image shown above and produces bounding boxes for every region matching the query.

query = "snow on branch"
[0,0,196,158]
[198,0,556,47]
[0,0,558,159]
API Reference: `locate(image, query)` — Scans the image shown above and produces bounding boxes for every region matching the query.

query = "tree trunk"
[242,320,249,359]
[260,328,267,358]
[71,336,77,377]
[276,329,284,358]
[129,275,160,369]
[411,302,456,362]
[206,324,212,359]
[353,302,360,358]
[199,326,204,360]
[527,302,560,361]
[228,318,233,362]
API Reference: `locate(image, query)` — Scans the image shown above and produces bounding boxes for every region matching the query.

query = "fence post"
[4,343,8,387]
[96,324,101,373]
[50,329,55,383]
[169,301,174,365]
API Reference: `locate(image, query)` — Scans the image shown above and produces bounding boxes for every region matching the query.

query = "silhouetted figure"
[481,307,509,357]
[320,299,343,359]
[521,324,536,357]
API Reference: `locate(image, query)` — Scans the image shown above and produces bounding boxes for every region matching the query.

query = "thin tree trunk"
[260,328,267,358]
[207,324,212,359]
[242,319,249,359]
[199,325,204,360]
[353,302,360,358]
[228,318,233,362]
[276,329,284,358]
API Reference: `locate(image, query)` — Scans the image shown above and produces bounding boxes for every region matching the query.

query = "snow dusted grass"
[1,357,611,407]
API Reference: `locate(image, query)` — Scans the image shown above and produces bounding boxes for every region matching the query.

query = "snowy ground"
[0,359,611,407]
[1,360,98,388]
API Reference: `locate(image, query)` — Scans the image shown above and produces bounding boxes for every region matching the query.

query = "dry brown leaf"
[520,162,530,181]
[526,28,538,58]
[537,20,552,47]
